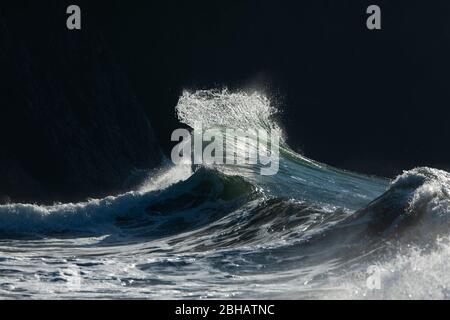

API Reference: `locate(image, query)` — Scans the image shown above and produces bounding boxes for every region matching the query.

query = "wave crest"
[176,89,282,134]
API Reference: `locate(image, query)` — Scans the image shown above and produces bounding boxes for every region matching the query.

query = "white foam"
[0,163,193,233]
[318,168,450,299]
[321,236,450,299]
[391,167,450,216]
[138,161,193,193]
[176,89,281,133]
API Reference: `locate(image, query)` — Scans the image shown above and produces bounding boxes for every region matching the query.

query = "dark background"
[96,0,450,177]
[2,0,450,203]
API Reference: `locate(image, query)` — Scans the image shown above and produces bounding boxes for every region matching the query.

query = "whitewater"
[1,89,450,299]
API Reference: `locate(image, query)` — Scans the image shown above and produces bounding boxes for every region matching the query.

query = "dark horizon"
[2,0,450,202]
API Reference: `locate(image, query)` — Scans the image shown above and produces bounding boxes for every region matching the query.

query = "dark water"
[1,90,450,299]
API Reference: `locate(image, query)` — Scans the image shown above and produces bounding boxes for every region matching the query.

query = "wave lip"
[346,167,450,241]
[176,89,281,133]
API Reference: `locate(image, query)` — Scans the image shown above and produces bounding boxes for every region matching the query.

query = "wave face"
[1,90,450,299]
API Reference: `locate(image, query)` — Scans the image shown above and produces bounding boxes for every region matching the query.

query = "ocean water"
[1,90,450,299]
